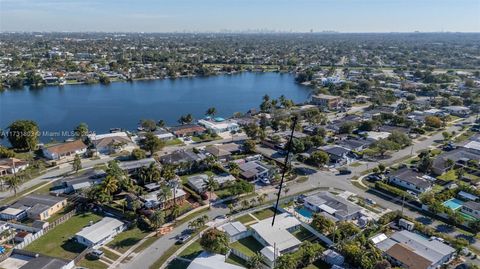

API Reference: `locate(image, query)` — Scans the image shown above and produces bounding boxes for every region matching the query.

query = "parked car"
[88,249,103,259]
[338,168,352,175]
[177,234,191,244]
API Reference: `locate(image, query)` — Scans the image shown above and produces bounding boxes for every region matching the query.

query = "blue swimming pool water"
[295,206,313,218]
[443,198,464,210]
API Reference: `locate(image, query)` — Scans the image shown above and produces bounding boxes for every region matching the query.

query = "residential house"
[387,168,432,193]
[42,140,87,161]
[53,169,106,194]
[186,252,244,269]
[159,150,207,173]
[318,145,352,166]
[461,201,480,220]
[337,139,372,152]
[239,161,274,184]
[432,148,480,175]
[19,255,73,269]
[374,230,455,269]
[443,106,471,117]
[118,158,157,173]
[218,221,248,243]
[0,194,67,221]
[187,173,235,194]
[141,185,187,209]
[205,143,242,162]
[137,128,175,142]
[251,213,302,267]
[169,124,206,137]
[311,94,342,110]
[198,119,240,134]
[89,132,136,155]
[303,192,362,221]
[75,217,126,248]
[0,158,29,176]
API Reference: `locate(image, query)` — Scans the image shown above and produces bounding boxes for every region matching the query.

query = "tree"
[247,252,264,269]
[275,254,297,269]
[161,165,177,181]
[140,119,157,132]
[417,150,433,173]
[74,123,89,139]
[372,139,400,157]
[205,176,219,208]
[388,131,411,148]
[311,213,335,234]
[339,121,357,134]
[199,228,229,254]
[5,176,21,196]
[178,114,194,125]
[374,260,392,269]
[7,120,39,151]
[469,220,480,234]
[243,123,260,140]
[206,107,217,117]
[141,132,165,154]
[72,154,82,173]
[0,146,15,158]
[101,174,119,196]
[157,120,166,128]
[244,140,256,153]
[309,151,329,167]
[150,210,165,232]
[228,162,240,177]
[425,116,442,128]
[131,148,147,160]
[98,75,111,85]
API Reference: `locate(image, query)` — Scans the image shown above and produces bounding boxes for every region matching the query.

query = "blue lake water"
[0,72,311,142]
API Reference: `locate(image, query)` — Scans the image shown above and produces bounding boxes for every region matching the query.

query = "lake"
[0,72,311,142]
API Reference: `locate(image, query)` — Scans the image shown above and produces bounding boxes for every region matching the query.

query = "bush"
[375,181,415,200]
[131,148,146,160]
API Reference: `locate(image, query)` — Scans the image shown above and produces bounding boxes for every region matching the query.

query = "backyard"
[25,212,103,259]
[107,227,151,253]
[230,236,264,257]
[252,207,276,220]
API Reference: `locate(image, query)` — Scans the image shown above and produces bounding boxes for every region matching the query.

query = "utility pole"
[272,116,297,227]
[401,193,405,216]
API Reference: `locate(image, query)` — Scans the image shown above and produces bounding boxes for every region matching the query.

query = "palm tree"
[101,175,119,196]
[257,193,267,204]
[6,176,21,196]
[240,199,250,209]
[157,185,172,209]
[150,210,165,234]
[205,176,219,208]
[247,252,263,269]
[170,204,180,222]
[147,162,161,182]
[206,107,217,117]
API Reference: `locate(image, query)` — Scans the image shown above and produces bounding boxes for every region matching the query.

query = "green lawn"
[230,236,263,257]
[107,227,150,253]
[437,170,458,181]
[235,214,256,224]
[165,138,184,146]
[101,247,120,260]
[252,207,276,220]
[179,240,203,260]
[291,226,315,241]
[25,212,103,259]
[191,135,221,143]
[77,257,108,269]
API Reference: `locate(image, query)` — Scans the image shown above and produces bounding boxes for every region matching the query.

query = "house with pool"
[442,192,480,221]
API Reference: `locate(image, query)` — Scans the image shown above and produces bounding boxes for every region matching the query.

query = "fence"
[14,229,45,249]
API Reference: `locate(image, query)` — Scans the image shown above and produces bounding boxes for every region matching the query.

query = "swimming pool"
[443,198,464,211]
[295,206,313,219]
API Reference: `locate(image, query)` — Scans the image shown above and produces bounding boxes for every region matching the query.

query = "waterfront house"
[169,124,206,138]
[0,158,29,176]
[303,192,362,221]
[75,217,126,248]
[42,140,87,161]
[89,132,136,155]
[374,230,455,269]
[461,201,480,220]
[387,168,432,193]
[0,194,67,221]
[311,94,342,110]
[198,119,240,134]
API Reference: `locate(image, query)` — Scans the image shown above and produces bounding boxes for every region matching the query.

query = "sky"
[1,0,479,33]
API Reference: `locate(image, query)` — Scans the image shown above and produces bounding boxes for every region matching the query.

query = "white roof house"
[251,213,302,254]
[75,217,126,248]
[198,119,239,134]
[186,252,244,269]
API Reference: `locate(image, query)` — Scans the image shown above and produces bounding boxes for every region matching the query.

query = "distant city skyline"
[1,0,479,33]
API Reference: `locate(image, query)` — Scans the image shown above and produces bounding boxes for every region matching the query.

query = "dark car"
[88,249,103,259]
[338,168,352,175]
[177,234,191,244]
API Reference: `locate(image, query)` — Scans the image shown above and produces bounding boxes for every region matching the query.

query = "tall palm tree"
[257,193,267,204]
[205,176,219,208]
[102,175,119,196]
[147,162,161,183]
[170,203,180,222]
[150,210,165,234]
[157,185,172,209]
[206,107,217,117]
[247,252,263,269]
[6,176,21,196]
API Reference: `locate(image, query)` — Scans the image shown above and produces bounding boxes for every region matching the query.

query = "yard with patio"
[25,212,103,259]
[230,236,264,257]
